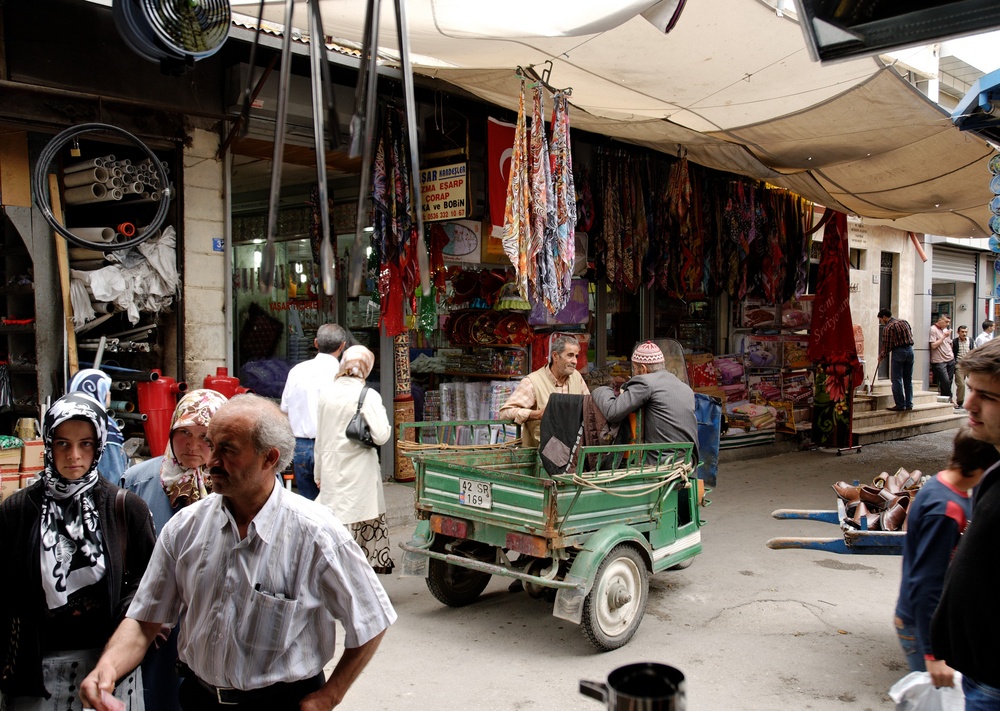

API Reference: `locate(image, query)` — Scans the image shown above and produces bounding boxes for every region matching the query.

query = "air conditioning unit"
[227,63,353,147]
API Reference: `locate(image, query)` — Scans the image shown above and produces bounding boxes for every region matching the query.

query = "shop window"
[849,248,865,270]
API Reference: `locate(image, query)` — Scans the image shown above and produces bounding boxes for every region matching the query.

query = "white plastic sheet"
[889,671,965,711]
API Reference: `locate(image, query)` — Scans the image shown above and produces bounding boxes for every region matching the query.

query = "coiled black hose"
[32,122,172,250]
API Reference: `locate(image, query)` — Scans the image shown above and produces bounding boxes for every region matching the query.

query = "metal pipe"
[109,400,135,413]
[93,336,107,369]
[63,182,106,204]
[79,363,159,381]
[112,381,133,391]
[75,312,114,334]
[64,167,109,187]
[63,157,106,174]
[116,411,148,422]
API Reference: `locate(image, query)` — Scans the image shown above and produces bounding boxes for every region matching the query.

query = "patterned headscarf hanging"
[159,388,228,506]
[39,392,109,610]
[502,82,532,300]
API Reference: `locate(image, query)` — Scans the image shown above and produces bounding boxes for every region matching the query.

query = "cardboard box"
[20,440,43,471]
[0,448,22,467]
[19,467,42,489]
[1,466,20,502]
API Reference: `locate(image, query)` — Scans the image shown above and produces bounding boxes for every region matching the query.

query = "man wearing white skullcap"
[591,341,699,464]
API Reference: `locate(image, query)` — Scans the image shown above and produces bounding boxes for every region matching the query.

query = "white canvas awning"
[260,0,997,238]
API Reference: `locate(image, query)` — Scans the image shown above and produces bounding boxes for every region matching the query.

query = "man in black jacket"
[930,338,1000,707]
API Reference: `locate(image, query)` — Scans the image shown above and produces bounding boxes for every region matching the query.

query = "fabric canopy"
[265,0,997,238]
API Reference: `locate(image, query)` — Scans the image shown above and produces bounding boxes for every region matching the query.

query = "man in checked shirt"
[81,395,396,711]
[878,308,915,412]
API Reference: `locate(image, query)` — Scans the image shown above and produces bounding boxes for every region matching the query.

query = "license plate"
[458,479,492,509]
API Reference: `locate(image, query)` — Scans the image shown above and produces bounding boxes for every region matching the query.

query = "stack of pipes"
[62,154,169,206]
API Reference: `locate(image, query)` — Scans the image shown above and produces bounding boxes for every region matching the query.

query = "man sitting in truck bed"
[499,335,590,448]
[591,341,700,466]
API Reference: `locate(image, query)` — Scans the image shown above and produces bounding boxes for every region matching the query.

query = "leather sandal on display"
[880,498,910,531]
[833,481,861,503]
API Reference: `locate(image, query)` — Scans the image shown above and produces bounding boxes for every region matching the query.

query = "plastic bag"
[889,671,965,711]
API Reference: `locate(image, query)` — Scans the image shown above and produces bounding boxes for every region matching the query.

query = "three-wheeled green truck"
[399,429,705,650]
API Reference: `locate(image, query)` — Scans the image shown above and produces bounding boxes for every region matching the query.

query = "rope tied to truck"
[565,460,695,498]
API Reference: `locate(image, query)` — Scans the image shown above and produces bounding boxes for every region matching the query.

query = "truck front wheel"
[581,545,649,651]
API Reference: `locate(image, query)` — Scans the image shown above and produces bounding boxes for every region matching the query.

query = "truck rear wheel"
[427,557,492,607]
[581,545,649,651]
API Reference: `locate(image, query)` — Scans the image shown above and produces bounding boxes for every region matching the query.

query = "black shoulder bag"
[345,385,378,448]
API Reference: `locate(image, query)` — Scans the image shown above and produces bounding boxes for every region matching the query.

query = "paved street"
[326,429,957,710]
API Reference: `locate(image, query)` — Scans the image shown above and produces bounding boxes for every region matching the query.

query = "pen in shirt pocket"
[254,582,289,600]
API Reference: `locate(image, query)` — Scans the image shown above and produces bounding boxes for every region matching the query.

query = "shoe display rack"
[0,215,40,429]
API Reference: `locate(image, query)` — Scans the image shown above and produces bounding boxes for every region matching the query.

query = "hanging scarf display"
[550,91,577,310]
[39,392,109,610]
[502,82,532,301]
[372,106,419,337]
[159,388,228,507]
[530,87,558,312]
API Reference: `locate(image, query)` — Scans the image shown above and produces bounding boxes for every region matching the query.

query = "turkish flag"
[485,117,516,262]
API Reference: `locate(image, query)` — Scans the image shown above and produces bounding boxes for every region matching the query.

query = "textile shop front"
[227,85,834,480]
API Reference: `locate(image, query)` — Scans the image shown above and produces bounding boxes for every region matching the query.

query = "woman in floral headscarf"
[68,368,129,484]
[315,346,394,573]
[119,388,226,711]
[121,388,228,533]
[0,392,155,710]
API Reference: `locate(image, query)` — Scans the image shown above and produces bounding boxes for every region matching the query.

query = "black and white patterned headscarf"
[40,392,109,610]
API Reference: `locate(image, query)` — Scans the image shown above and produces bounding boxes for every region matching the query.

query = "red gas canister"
[136,369,188,457]
[203,367,253,399]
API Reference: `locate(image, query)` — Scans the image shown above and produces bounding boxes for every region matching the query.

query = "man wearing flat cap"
[591,341,700,464]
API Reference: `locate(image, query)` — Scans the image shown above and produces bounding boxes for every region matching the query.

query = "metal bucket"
[580,663,686,711]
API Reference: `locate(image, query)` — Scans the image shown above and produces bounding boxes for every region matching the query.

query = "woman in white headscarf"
[68,368,129,484]
[0,392,155,710]
[314,345,394,573]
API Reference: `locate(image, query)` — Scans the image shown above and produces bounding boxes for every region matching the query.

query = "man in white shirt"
[974,319,995,350]
[280,323,347,499]
[81,395,395,711]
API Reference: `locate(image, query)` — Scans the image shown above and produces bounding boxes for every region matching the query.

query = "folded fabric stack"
[730,403,776,430]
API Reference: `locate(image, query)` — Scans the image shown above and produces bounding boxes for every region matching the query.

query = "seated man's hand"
[527,408,544,421]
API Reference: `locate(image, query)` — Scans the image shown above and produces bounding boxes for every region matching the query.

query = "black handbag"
[345,385,378,448]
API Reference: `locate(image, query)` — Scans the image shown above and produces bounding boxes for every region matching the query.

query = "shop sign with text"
[420,162,468,222]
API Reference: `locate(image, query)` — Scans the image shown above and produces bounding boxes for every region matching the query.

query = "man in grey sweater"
[591,341,700,465]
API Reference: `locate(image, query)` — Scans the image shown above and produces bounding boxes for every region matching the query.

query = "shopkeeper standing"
[499,335,589,448]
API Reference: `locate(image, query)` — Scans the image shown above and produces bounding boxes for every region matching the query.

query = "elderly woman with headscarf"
[121,389,228,534]
[68,368,129,484]
[0,392,155,710]
[314,345,394,573]
[119,388,227,711]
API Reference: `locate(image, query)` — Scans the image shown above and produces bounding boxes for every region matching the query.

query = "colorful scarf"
[40,392,108,610]
[159,388,228,506]
[502,82,532,300]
